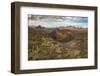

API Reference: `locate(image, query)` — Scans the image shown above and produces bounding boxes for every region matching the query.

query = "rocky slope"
[28,26,88,60]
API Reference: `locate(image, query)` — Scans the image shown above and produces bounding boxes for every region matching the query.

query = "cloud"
[28,14,88,28]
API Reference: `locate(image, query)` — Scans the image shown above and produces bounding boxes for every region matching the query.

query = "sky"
[28,14,88,28]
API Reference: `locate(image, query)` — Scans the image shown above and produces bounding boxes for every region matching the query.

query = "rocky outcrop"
[50,28,74,42]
